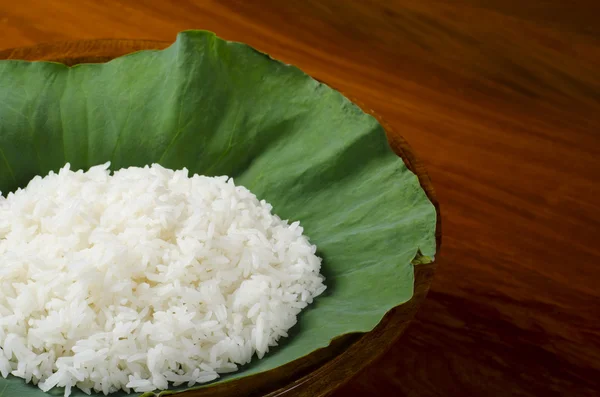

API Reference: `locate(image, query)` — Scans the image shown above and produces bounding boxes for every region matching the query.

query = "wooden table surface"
[1,1,599,396]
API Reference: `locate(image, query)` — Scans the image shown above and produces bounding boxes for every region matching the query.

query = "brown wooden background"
[1,1,599,396]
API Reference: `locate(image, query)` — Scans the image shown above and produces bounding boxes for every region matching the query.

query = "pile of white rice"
[0,163,325,396]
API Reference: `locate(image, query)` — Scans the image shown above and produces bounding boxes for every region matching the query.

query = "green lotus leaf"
[0,30,436,396]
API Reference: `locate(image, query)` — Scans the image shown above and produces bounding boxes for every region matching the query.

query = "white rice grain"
[0,163,325,396]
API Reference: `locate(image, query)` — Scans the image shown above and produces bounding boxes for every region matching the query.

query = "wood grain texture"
[1,1,599,396]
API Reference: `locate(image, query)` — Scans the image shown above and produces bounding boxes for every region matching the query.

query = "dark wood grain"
[1,1,599,396]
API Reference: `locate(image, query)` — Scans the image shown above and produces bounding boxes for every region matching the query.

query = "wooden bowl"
[0,39,441,397]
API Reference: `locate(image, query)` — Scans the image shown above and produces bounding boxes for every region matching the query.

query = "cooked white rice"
[0,163,325,396]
